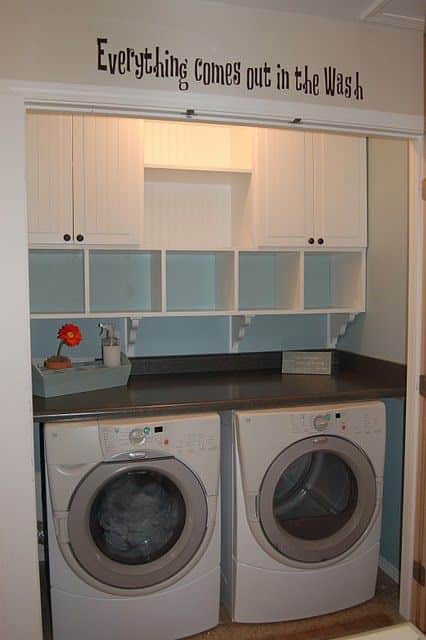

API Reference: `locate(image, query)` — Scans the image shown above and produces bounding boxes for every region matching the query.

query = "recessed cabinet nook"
[27,112,366,349]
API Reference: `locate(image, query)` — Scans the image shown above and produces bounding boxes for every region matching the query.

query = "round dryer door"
[258,435,377,563]
[67,458,207,589]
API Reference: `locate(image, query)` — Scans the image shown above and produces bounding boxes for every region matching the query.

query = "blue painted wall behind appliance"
[380,398,405,575]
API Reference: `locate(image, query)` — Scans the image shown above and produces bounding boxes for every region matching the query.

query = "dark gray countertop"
[33,351,406,422]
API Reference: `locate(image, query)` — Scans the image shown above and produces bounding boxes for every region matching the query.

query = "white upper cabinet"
[27,113,144,246]
[255,128,314,248]
[73,116,144,245]
[313,134,367,248]
[255,129,367,249]
[26,112,74,245]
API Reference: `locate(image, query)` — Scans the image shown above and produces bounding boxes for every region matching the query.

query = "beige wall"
[338,138,409,364]
[0,0,423,117]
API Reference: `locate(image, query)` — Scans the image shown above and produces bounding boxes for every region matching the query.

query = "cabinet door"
[255,129,314,247]
[73,116,144,245]
[314,134,367,248]
[26,113,73,245]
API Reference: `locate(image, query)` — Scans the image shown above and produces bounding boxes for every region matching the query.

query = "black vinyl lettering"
[97,37,108,71]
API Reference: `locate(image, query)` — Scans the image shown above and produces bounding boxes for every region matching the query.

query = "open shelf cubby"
[304,251,364,311]
[166,251,235,312]
[29,249,85,314]
[238,251,301,311]
[89,250,162,313]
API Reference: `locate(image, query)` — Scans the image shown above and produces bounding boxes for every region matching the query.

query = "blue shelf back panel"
[135,316,230,355]
[239,253,277,310]
[167,252,217,311]
[90,251,154,312]
[29,250,84,314]
[304,253,332,309]
[239,314,328,352]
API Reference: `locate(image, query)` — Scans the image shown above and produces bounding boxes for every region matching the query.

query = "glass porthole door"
[258,436,377,563]
[67,458,207,589]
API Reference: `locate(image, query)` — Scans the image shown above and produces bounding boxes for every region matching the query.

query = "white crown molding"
[1,79,423,137]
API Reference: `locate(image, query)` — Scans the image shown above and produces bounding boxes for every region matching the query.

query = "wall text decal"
[97,38,364,101]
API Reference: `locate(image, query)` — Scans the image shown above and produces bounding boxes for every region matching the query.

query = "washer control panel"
[99,422,218,459]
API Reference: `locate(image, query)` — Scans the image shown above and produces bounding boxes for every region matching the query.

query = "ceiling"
[201,0,425,31]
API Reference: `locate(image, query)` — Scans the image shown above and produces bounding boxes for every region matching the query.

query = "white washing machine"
[221,401,386,623]
[44,413,220,640]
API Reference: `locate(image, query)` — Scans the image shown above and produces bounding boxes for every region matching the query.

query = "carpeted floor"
[40,565,402,640]
[188,571,402,640]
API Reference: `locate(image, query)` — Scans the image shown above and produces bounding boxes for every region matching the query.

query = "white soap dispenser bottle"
[99,323,121,367]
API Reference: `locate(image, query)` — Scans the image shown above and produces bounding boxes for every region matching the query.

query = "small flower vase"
[45,324,83,370]
[44,355,72,370]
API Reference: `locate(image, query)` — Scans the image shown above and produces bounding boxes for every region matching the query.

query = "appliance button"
[313,415,328,431]
[129,429,146,445]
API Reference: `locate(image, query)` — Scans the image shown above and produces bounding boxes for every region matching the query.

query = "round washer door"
[258,435,377,564]
[67,458,207,589]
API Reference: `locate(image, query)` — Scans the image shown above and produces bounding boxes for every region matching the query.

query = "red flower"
[57,324,83,348]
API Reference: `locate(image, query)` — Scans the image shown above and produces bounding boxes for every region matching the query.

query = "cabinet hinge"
[413,560,426,586]
[422,178,426,202]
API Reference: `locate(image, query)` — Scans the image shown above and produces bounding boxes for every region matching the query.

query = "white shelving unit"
[29,247,365,317]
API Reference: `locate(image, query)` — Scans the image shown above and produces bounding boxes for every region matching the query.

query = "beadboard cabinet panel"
[73,116,144,245]
[144,120,252,172]
[26,113,74,244]
[144,171,233,248]
[255,129,315,247]
[314,134,367,248]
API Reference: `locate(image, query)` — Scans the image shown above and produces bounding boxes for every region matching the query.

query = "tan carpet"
[189,572,402,640]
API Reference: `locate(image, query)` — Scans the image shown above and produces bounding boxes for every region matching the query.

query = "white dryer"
[221,401,386,623]
[44,413,220,640]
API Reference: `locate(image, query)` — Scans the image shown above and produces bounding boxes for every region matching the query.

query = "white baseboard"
[379,555,400,584]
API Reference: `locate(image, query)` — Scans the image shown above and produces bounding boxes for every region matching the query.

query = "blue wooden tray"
[32,354,131,398]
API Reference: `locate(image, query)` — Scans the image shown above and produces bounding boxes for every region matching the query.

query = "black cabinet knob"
[308,237,314,245]
[63,234,71,242]
[76,234,84,242]
[318,238,324,245]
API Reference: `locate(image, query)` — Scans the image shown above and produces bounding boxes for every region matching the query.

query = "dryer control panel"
[290,408,383,436]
